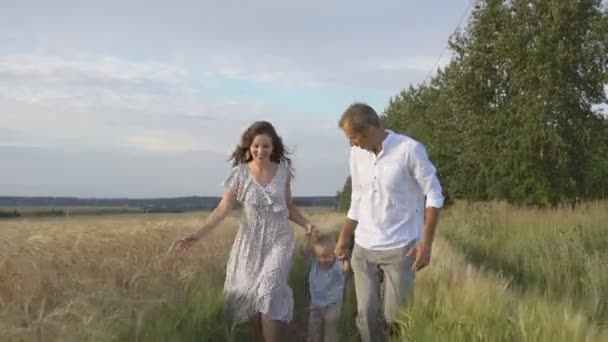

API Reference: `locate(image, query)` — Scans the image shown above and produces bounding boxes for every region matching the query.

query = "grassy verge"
[2,207,607,341]
[440,201,608,323]
[392,239,607,342]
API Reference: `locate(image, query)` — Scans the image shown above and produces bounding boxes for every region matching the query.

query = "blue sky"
[1,0,473,197]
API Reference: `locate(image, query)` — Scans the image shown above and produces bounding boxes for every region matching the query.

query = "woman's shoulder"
[279,159,294,177]
[227,163,243,175]
[224,163,246,186]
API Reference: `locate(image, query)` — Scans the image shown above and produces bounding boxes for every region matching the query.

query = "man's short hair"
[339,102,381,133]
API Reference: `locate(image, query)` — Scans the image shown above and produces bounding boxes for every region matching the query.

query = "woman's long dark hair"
[229,121,292,168]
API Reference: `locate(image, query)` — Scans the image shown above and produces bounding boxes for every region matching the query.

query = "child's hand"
[342,259,351,272]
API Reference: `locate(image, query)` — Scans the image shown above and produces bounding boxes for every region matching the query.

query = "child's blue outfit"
[307,257,347,342]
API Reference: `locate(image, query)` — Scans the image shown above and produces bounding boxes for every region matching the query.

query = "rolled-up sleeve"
[346,148,361,221]
[408,142,444,208]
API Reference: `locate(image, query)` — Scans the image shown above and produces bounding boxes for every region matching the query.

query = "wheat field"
[1,204,607,341]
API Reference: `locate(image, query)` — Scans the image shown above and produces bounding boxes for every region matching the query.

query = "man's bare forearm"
[338,218,357,248]
[421,207,440,247]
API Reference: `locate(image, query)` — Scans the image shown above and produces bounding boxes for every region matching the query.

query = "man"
[334,103,443,342]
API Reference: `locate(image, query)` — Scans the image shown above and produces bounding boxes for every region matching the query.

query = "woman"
[174,121,318,342]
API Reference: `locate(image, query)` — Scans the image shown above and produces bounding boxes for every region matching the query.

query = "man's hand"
[408,207,440,271]
[342,259,352,272]
[335,218,356,260]
[407,241,432,272]
[335,237,351,261]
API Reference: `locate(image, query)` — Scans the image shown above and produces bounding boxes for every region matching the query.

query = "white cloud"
[0,0,472,196]
[366,55,453,73]
[1,0,471,91]
[0,142,51,149]
[0,54,248,149]
[125,134,202,154]
[0,53,351,196]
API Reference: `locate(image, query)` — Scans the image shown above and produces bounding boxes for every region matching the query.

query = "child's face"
[314,243,336,269]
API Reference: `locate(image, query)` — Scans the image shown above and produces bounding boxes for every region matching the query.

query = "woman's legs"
[261,313,284,342]
[249,314,264,342]
[248,313,284,342]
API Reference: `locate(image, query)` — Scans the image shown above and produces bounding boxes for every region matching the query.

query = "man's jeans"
[350,242,416,342]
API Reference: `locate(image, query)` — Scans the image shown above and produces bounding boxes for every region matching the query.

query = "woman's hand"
[305,223,320,240]
[170,234,199,255]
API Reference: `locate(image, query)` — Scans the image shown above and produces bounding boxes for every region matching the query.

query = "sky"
[1,0,472,198]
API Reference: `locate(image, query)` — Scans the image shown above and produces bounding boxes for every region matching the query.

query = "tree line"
[338,0,608,208]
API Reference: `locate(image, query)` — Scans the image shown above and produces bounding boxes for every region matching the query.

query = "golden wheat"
[0,209,340,341]
[2,205,606,341]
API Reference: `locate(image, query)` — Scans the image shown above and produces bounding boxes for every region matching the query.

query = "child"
[306,233,350,342]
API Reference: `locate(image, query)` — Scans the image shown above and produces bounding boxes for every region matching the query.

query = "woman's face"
[249,134,274,162]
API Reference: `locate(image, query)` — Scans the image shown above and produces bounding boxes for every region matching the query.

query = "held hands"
[304,223,320,240]
[334,237,352,272]
[334,237,351,261]
[342,259,351,272]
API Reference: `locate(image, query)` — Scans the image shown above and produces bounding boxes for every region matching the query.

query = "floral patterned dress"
[222,160,296,324]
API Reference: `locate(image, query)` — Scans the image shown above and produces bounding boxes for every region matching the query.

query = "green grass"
[9,205,604,341]
[440,201,608,323]
[111,237,608,342]
[110,244,325,342]
[109,259,249,342]
[114,286,239,342]
[391,239,607,342]
[105,241,360,342]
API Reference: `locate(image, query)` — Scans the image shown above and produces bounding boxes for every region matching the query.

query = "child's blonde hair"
[311,232,338,250]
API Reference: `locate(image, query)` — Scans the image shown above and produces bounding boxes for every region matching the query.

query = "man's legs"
[351,244,382,342]
[379,242,416,335]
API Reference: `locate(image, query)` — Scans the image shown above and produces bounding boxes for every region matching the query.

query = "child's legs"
[307,308,324,342]
[323,304,341,342]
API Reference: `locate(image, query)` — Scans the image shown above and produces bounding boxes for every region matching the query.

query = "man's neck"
[371,130,389,155]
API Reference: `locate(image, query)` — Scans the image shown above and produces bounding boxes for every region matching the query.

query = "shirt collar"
[379,130,395,153]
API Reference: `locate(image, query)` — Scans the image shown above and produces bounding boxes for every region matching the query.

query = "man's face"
[343,123,372,150]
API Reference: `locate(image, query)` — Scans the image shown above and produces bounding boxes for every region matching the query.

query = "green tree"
[335,176,352,212]
[381,0,608,206]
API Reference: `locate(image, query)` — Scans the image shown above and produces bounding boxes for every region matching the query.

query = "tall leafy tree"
[380,0,608,206]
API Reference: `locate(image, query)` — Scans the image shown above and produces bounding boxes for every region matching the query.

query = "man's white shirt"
[347,130,444,250]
